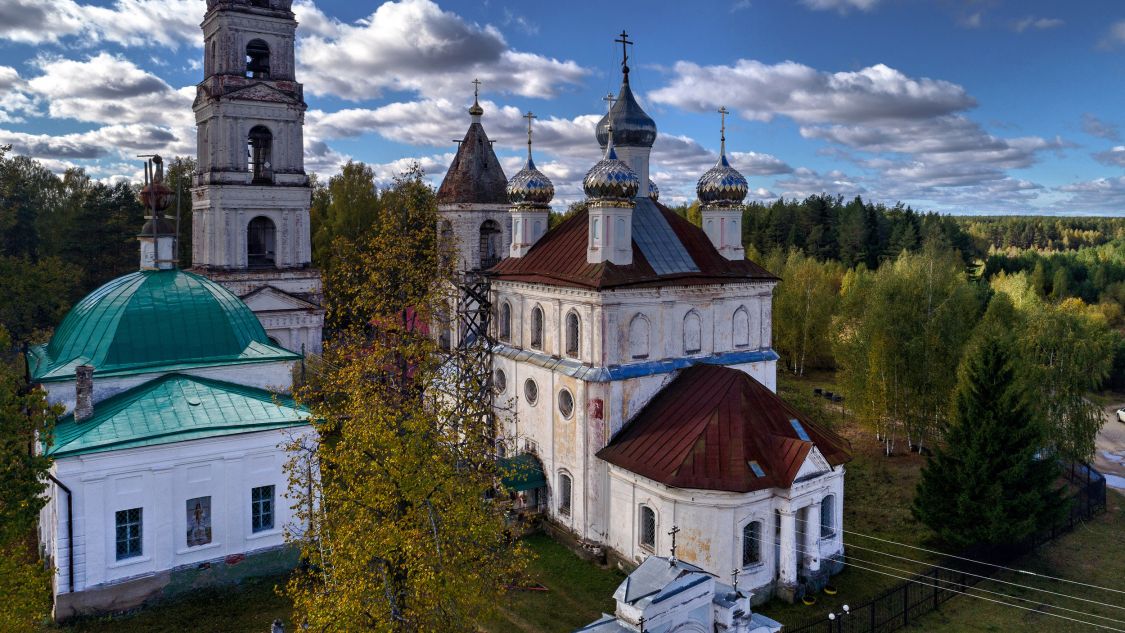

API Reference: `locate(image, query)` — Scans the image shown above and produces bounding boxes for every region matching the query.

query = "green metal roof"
[29,269,298,382]
[499,453,546,491]
[48,374,309,457]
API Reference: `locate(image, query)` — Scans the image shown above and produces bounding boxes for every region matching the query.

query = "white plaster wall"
[40,360,296,417]
[605,464,845,593]
[45,426,311,595]
[438,203,512,272]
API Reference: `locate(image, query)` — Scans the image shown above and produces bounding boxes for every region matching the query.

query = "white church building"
[31,0,320,619]
[439,43,852,605]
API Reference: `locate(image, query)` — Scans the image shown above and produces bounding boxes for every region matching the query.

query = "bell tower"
[190,0,323,354]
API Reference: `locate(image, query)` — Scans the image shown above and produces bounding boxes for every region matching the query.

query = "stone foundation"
[53,546,298,622]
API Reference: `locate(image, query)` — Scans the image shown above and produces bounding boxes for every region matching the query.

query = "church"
[438,38,851,605]
[32,0,318,619]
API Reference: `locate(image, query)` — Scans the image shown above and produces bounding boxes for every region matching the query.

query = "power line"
[841,560,1125,632]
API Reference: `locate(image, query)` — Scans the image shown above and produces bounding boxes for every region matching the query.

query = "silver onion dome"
[595,71,657,149]
[697,107,748,205]
[507,155,554,207]
[584,141,639,200]
[648,179,659,202]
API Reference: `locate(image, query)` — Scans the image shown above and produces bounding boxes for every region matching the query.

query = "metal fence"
[783,462,1108,633]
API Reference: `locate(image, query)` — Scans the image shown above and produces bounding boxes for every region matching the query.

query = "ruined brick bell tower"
[191,0,324,354]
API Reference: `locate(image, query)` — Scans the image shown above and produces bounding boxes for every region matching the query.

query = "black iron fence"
[783,462,1108,633]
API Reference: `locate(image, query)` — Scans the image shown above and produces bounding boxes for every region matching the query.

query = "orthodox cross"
[615,30,633,72]
[638,616,646,633]
[603,92,617,117]
[719,106,729,142]
[472,78,482,101]
[523,111,536,159]
[731,568,741,596]
[668,525,681,563]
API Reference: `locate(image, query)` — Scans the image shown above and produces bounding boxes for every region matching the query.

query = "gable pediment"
[794,446,831,481]
[241,286,318,312]
[226,82,298,105]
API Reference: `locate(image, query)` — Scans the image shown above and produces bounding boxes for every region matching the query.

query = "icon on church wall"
[186,496,212,547]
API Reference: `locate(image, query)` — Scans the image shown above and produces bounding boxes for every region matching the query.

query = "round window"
[494,369,507,394]
[558,389,574,418]
[524,379,539,405]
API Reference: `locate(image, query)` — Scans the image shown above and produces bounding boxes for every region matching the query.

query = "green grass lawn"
[52,574,291,633]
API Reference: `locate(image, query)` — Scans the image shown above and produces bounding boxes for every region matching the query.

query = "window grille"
[115,508,143,560]
[252,485,275,533]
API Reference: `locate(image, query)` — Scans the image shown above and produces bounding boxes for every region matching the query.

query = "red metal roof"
[489,203,776,290]
[596,365,851,493]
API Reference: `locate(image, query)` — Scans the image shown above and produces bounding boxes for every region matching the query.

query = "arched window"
[209,41,216,75]
[733,306,750,348]
[742,521,762,566]
[628,314,649,360]
[639,506,656,550]
[499,302,511,341]
[558,473,572,516]
[479,220,501,269]
[247,125,273,184]
[247,216,276,268]
[245,39,270,79]
[683,310,702,354]
[820,496,835,538]
[530,305,544,350]
[565,311,580,357]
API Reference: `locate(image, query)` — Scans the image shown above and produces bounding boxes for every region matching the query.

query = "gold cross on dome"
[523,111,536,156]
[614,30,633,70]
[472,78,481,100]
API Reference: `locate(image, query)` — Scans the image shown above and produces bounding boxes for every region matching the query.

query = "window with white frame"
[639,506,656,550]
[115,508,143,560]
[252,485,275,533]
[558,473,572,516]
[742,521,762,566]
[820,495,835,538]
[530,305,544,350]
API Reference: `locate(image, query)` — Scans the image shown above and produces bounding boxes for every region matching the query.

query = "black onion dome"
[584,144,639,200]
[595,74,657,149]
[507,156,554,207]
[697,152,748,205]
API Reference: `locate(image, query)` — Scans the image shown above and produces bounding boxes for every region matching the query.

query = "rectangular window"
[558,475,572,517]
[115,508,143,560]
[742,521,761,565]
[251,485,275,533]
[186,496,212,547]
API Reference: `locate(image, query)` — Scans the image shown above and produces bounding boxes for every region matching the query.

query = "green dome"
[30,270,298,382]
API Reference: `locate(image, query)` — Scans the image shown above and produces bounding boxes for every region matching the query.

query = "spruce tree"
[912,334,1064,551]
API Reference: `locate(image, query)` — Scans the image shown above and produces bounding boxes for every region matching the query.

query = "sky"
[2,0,1125,214]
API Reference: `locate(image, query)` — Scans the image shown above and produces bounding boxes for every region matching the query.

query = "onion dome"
[583,131,639,200]
[696,107,748,206]
[595,69,657,149]
[27,269,297,382]
[648,179,659,202]
[138,155,173,212]
[507,111,554,207]
[468,96,484,118]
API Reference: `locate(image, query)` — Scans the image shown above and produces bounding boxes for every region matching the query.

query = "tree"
[912,333,1064,551]
[0,327,57,631]
[772,251,842,375]
[285,168,525,631]
[312,161,380,267]
[0,256,82,343]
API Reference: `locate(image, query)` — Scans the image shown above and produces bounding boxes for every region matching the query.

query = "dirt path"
[1095,403,1125,493]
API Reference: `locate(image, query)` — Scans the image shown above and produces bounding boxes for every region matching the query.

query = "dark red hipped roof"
[597,365,851,493]
[489,204,776,290]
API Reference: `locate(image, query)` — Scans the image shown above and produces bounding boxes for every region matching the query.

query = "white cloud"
[0,0,201,48]
[800,0,880,13]
[1011,16,1064,33]
[1058,177,1125,213]
[295,0,588,101]
[1100,20,1125,49]
[649,60,973,125]
[0,66,38,123]
[1093,146,1125,168]
[1083,113,1120,142]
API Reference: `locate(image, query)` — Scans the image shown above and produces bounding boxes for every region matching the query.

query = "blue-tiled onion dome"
[507,155,554,207]
[697,152,748,205]
[648,179,659,202]
[584,142,639,200]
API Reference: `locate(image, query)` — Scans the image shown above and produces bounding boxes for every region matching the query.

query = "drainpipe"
[46,474,73,594]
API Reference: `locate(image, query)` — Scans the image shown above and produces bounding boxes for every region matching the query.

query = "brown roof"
[490,202,776,290]
[596,365,851,493]
[436,120,508,205]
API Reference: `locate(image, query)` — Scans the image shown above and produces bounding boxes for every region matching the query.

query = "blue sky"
[2,0,1125,214]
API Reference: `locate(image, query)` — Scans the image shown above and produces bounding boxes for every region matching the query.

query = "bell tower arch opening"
[247,125,273,184]
[247,216,276,269]
[245,39,271,79]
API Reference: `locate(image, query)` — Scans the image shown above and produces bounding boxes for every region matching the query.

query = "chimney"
[74,365,94,422]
